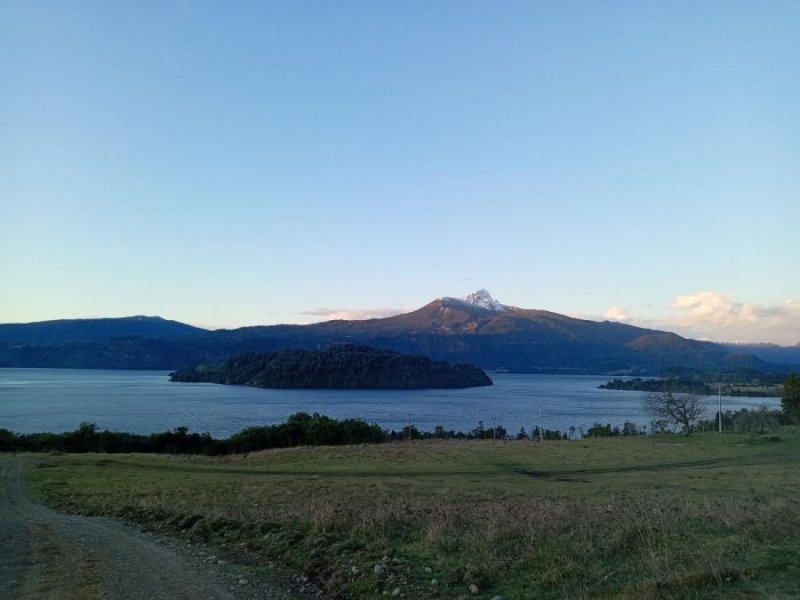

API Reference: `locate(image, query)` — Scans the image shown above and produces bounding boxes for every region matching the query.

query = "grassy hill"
[27,432,800,599]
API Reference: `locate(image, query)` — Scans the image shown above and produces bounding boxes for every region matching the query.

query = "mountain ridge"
[0,291,795,372]
[0,315,207,344]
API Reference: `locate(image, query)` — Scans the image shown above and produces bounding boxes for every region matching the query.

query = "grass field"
[25,433,800,599]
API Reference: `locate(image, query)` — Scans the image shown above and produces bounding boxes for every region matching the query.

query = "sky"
[2,1,799,345]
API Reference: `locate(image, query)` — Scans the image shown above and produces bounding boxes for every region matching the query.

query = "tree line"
[0,414,570,454]
[0,413,385,455]
[387,421,569,441]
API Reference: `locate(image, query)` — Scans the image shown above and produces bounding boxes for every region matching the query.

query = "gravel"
[0,456,288,600]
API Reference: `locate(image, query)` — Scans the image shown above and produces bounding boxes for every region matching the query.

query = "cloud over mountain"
[606,292,800,345]
[669,292,800,344]
[603,305,629,322]
[300,306,406,322]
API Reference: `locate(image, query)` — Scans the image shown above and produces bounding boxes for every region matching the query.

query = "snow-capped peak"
[462,289,506,312]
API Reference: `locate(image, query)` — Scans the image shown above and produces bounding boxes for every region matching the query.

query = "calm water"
[0,369,780,437]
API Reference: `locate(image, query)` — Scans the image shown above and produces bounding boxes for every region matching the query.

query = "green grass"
[25,433,800,599]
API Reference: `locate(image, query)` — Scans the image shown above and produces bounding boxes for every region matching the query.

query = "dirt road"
[0,456,282,600]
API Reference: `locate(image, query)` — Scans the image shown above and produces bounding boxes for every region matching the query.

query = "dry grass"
[26,433,800,599]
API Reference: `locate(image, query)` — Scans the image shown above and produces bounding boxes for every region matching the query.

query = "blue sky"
[2,2,799,344]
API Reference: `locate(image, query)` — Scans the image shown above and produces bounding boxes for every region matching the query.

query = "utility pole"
[538,406,544,442]
[718,384,722,434]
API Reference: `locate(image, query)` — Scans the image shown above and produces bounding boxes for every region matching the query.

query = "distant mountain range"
[718,342,800,367]
[1,290,797,374]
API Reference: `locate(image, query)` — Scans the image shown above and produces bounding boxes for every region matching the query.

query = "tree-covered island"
[169,344,493,389]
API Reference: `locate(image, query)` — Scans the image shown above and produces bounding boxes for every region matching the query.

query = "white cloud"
[671,292,759,327]
[603,305,629,322]
[632,292,800,345]
[300,306,406,322]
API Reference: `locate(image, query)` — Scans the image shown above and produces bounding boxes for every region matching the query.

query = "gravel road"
[0,455,285,600]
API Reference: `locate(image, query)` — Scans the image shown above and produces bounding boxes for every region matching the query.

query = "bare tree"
[642,391,706,434]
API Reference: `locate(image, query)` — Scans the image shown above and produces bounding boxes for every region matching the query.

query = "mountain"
[289,292,758,374]
[719,342,800,367]
[461,289,507,312]
[0,316,206,344]
[0,291,781,374]
[0,316,210,370]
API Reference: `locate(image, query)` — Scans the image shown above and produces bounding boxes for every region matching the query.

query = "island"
[169,344,493,389]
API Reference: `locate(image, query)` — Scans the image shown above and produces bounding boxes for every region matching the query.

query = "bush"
[733,406,780,436]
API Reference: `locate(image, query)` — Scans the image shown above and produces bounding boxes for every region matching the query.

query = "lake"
[0,368,780,438]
